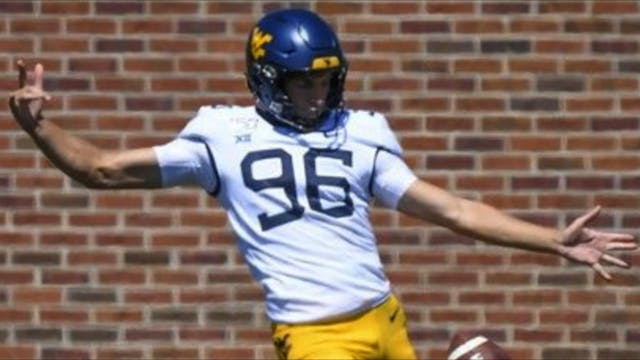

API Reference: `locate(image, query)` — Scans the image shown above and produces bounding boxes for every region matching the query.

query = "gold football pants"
[271,295,417,360]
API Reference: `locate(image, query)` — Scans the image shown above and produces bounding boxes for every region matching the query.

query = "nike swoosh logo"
[389,307,400,322]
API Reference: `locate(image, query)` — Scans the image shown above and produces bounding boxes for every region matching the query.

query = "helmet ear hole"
[244,9,348,132]
[262,65,278,80]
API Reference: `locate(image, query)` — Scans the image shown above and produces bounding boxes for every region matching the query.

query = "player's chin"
[296,112,323,127]
[299,112,320,123]
[300,104,326,118]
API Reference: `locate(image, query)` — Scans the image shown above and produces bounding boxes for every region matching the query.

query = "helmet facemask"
[251,67,347,132]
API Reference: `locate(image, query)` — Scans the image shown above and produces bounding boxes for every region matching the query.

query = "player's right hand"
[8,59,51,133]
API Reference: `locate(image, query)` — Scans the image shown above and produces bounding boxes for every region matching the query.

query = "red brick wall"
[1,1,639,359]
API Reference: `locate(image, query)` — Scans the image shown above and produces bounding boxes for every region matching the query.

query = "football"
[447,330,511,360]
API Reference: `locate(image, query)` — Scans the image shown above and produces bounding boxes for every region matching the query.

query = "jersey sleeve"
[369,113,417,208]
[373,112,403,156]
[371,149,417,209]
[152,106,220,193]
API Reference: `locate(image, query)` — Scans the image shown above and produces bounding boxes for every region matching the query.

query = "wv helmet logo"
[251,27,273,60]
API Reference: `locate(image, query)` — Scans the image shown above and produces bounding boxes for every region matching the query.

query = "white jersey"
[154,106,417,323]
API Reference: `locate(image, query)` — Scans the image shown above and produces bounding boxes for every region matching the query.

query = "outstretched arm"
[397,179,637,280]
[8,60,161,189]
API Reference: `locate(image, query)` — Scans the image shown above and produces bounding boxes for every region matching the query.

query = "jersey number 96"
[241,148,354,230]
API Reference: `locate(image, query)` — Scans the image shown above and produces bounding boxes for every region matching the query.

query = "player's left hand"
[8,60,51,133]
[558,206,637,280]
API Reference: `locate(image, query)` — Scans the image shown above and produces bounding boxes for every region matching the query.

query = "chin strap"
[255,101,328,133]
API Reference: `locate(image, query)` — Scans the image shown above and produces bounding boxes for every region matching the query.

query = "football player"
[8,9,637,360]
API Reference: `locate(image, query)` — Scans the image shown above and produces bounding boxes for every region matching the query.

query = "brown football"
[447,330,511,360]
